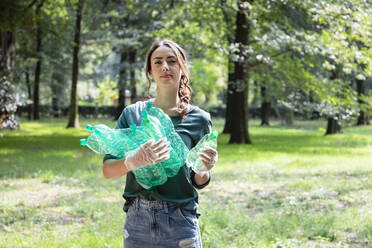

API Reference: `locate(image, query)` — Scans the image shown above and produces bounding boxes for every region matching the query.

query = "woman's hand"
[124,138,171,171]
[196,147,218,176]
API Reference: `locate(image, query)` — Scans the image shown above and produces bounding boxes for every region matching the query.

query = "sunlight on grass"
[1,118,371,247]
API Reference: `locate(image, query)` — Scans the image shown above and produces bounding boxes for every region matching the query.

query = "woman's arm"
[193,171,210,185]
[193,147,217,185]
[102,159,130,178]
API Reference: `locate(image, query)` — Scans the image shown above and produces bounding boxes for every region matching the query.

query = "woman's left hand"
[197,147,218,174]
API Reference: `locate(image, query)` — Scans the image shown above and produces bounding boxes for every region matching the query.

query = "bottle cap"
[147,101,153,109]
[86,125,94,132]
[210,130,218,139]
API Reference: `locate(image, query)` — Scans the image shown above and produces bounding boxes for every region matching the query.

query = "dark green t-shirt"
[103,100,212,215]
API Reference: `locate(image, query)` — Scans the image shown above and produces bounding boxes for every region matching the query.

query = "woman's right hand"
[124,138,171,171]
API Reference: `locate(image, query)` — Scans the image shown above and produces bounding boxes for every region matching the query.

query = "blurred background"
[1,1,372,247]
[1,0,372,142]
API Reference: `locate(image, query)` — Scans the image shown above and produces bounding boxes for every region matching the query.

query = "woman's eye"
[168,60,176,64]
[154,61,161,64]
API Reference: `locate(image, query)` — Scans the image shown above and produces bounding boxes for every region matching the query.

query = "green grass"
[1,118,372,247]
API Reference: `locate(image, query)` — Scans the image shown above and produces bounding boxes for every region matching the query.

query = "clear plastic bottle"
[146,101,189,177]
[80,102,190,189]
[141,109,165,141]
[186,131,218,171]
[80,124,133,157]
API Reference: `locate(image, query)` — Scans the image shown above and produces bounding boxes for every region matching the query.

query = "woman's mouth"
[160,74,171,78]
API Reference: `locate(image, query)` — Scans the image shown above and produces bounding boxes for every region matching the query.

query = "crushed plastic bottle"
[80,101,190,189]
[146,101,189,177]
[80,124,134,158]
[186,131,218,171]
[141,108,165,141]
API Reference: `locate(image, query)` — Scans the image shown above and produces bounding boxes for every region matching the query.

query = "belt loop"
[136,198,139,211]
[163,201,168,214]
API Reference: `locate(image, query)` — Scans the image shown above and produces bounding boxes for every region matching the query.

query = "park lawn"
[0,118,371,248]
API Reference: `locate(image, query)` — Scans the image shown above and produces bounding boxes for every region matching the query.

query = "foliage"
[95,76,117,106]
[0,74,20,130]
[190,59,223,107]
[241,0,372,130]
[3,0,372,137]
[307,0,372,121]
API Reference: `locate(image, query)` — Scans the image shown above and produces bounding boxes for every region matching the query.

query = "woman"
[102,40,218,248]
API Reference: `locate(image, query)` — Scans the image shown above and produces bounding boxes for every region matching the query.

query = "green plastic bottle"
[146,101,189,177]
[80,101,190,189]
[80,124,133,158]
[186,131,218,171]
[128,123,168,189]
[141,109,165,141]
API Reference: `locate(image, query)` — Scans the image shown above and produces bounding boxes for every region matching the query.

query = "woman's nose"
[161,61,169,71]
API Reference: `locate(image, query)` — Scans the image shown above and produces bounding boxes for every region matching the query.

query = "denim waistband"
[134,197,177,210]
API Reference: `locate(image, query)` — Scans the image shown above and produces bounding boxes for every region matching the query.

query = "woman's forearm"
[102,158,131,178]
[193,171,210,185]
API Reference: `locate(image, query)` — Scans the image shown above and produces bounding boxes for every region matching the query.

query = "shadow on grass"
[218,132,370,159]
[0,132,103,179]
[1,119,371,179]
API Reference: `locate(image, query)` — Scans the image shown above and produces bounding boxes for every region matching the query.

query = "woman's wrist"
[194,170,210,185]
[123,157,134,172]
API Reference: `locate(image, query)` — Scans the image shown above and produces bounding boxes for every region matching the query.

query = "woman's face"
[149,45,182,88]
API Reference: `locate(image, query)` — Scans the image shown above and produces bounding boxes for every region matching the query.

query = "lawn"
[0,118,371,248]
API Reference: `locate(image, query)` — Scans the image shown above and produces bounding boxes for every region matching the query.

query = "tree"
[228,0,252,144]
[309,0,372,134]
[222,0,322,140]
[66,0,83,128]
[32,0,45,120]
[106,0,178,119]
[356,78,370,125]
[0,0,35,129]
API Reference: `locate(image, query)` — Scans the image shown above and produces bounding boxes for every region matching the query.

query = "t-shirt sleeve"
[191,170,211,189]
[203,113,212,136]
[102,108,130,163]
[191,111,213,189]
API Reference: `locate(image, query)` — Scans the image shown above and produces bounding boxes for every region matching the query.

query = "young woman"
[102,40,218,248]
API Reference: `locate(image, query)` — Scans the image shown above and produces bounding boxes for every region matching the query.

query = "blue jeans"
[123,198,202,248]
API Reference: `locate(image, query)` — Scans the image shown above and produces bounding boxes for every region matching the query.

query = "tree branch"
[27,0,39,8]
[248,48,290,68]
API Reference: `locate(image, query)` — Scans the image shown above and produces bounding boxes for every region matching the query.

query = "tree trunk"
[326,116,342,135]
[229,0,252,144]
[251,80,259,106]
[221,0,235,135]
[325,71,343,134]
[222,60,234,134]
[129,50,137,104]
[260,85,270,126]
[115,50,127,120]
[51,71,63,118]
[0,31,19,130]
[51,86,59,117]
[32,1,44,120]
[0,31,15,74]
[356,79,367,125]
[285,108,294,125]
[67,0,83,128]
[25,70,32,120]
[33,24,42,120]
